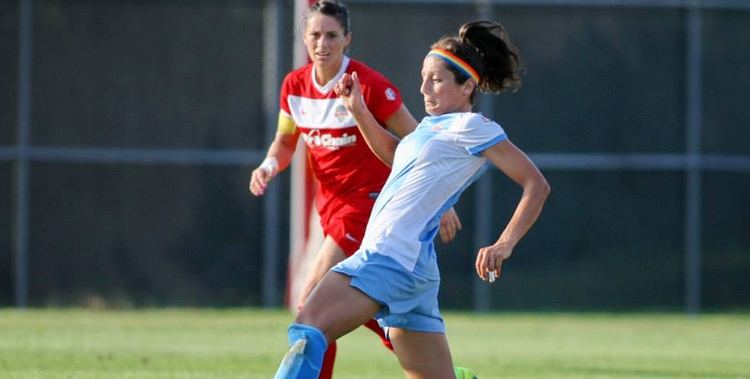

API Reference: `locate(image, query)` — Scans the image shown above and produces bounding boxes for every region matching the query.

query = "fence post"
[684,4,703,315]
[13,0,34,309]
[261,0,285,307]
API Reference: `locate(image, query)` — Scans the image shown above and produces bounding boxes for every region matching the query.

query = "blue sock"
[273,323,328,379]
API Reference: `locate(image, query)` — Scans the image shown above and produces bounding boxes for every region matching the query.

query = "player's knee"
[274,323,328,379]
[294,309,334,340]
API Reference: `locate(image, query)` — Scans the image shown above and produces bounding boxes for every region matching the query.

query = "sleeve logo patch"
[385,88,396,101]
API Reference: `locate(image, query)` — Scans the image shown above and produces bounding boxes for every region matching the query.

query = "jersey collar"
[311,55,350,95]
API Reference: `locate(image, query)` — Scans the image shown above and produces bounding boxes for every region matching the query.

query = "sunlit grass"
[0,309,747,378]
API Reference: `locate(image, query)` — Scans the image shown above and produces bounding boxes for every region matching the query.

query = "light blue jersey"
[362,112,507,272]
[332,112,507,332]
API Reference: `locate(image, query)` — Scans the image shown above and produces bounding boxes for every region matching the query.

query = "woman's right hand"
[249,158,278,196]
[335,71,366,115]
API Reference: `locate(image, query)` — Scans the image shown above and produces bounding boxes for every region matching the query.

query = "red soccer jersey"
[279,57,403,208]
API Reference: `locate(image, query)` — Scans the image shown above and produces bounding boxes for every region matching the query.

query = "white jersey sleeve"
[454,113,508,156]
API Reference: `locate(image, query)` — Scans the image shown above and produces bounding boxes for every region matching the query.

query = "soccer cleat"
[454,366,478,379]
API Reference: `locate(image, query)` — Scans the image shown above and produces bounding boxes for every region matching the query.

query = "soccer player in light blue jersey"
[274,20,550,379]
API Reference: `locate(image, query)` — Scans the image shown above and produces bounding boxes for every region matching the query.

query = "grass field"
[0,309,748,379]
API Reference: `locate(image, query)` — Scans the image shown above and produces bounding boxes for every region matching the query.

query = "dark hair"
[431,20,523,102]
[307,0,350,35]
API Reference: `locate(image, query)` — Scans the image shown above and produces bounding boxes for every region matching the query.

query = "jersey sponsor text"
[301,130,357,150]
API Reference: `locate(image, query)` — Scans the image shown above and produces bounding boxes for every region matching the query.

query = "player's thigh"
[296,236,347,307]
[314,236,348,273]
[389,327,455,379]
[301,236,347,294]
[296,271,381,342]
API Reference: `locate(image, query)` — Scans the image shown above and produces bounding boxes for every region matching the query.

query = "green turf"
[0,309,747,378]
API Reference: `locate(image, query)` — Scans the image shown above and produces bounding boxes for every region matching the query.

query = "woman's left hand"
[475,242,513,282]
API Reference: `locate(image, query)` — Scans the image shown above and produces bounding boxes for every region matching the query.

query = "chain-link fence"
[2,0,749,311]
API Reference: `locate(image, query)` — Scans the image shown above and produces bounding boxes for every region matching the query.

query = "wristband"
[259,157,279,176]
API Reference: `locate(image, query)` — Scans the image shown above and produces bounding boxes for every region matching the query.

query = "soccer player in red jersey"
[249,1,462,377]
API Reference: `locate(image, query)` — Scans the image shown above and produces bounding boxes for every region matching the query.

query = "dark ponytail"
[460,21,522,93]
[431,20,523,101]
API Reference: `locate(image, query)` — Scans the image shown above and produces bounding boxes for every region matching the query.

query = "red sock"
[364,319,393,351]
[319,320,390,379]
[318,340,336,379]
